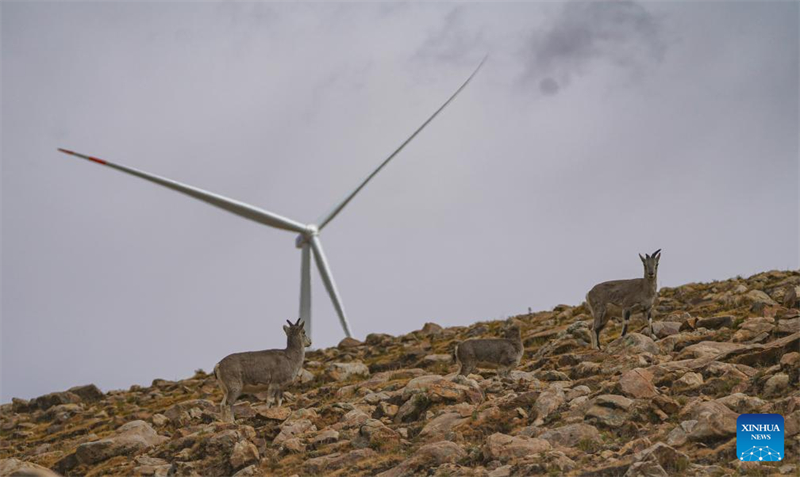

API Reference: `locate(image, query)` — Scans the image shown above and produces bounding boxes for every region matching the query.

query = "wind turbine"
[58,58,485,341]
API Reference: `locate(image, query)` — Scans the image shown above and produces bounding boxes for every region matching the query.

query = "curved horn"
[295,317,302,326]
[653,249,661,256]
[286,320,294,326]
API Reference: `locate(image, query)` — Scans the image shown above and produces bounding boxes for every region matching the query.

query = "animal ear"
[283,325,290,335]
[299,321,305,329]
[639,253,646,263]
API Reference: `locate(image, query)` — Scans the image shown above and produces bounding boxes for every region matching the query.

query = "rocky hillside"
[2,270,799,477]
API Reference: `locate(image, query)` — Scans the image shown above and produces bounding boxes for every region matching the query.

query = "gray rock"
[607,333,659,355]
[327,361,370,381]
[483,433,551,461]
[75,420,168,465]
[539,423,601,448]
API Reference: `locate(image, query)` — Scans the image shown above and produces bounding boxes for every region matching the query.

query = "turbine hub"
[295,225,319,248]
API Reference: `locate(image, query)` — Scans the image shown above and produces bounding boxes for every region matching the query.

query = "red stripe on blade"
[88,156,106,165]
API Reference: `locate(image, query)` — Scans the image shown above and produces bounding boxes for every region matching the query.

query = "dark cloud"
[524,1,666,92]
[539,77,560,95]
[414,7,485,66]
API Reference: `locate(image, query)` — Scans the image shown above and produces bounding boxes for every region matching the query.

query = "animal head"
[638,249,661,279]
[504,325,522,340]
[284,318,312,347]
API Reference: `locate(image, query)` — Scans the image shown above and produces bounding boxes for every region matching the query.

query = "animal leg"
[275,388,283,408]
[621,309,631,337]
[265,384,275,408]
[460,363,475,377]
[226,387,241,423]
[646,308,656,340]
[219,394,229,422]
[592,306,607,350]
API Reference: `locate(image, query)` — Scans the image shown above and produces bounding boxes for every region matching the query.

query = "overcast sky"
[2,1,798,402]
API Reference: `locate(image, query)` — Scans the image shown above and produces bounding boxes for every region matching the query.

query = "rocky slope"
[1,270,799,477]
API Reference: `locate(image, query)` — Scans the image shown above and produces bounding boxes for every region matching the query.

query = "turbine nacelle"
[295,225,319,249]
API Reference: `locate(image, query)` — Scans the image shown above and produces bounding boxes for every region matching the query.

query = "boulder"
[619,368,658,399]
[419,412,468,441]
[273,419,316,445]
[745,290,777,307]
[539,423,601,448]
[666,420,697,446]
[733,317,774,342]
[673,372,704,393]
[685,401,737,442]
[763,373,789,397]
[777,317,800,335]
[67,384,104,402]
[652,321,682,338]
[163,399,216,425]
[132,455,171,477]
[338,409,370,429]
[401,375,483,404]
[718,332,800,366]
[338,337,363,348]
[585,395,632,429]
[75,420,168,465]
[327,362,370,381]
[229,440,259,470]
[483,433,551,461]
[633,442,690,474]
[30,391,81,411]
[377,441,466,477]
[360,419,401,449]
[420,322,444,335]
[715,393,766,414]
[0,458,61,477]
[533,387,566,425]
[679,341,746,359]
[607,333,659,355]
[304,448,377,474]
[624,461,668,477]
[695,316,733,329]
[254,405,291,421]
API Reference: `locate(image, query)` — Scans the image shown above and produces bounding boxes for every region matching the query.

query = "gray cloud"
[524,1,666,93]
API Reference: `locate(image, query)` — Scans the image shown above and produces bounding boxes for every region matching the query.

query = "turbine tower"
[58,58,485,341]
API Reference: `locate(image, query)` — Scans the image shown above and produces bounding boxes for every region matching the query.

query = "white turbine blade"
[57,148,307,233]
[316,55,487,230]
[309,236,353,338]
[299,242,312,339]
